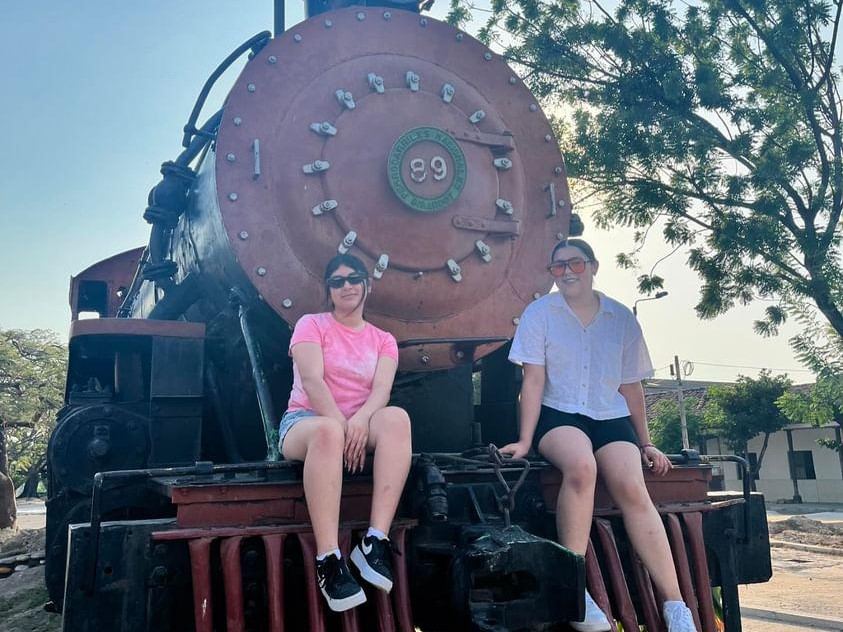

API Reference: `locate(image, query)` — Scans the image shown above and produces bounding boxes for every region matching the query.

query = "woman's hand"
[499,440,531,460]
[640,444,671,476]
[344,412,370,473]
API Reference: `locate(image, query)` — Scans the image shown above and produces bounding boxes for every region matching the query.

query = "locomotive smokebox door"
[215,7,572,370]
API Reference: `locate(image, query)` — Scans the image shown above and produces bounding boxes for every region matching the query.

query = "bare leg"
[282,416,345,555]
[366,406,412,534]
[538,427,597,555]
[595,442,682,601]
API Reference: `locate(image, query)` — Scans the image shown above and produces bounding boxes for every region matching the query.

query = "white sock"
[663,600,688,613]
[316,548,341,561]
[366,527,388,541]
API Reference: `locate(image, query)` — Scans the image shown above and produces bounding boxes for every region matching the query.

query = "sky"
[0,1,816,384]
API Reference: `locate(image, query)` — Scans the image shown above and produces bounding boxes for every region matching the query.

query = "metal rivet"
[324,18,333,27]
[558,200,566,208]
[509,76,517,84]
[256,267,267,276]
[456,33,463,41]
[530,103,538,112]
[228,193,238,201]
[533,292,542,300]
[554,166,563,175]
[545,134,552,142]
[267,55,277,64]
[233,117,242,126]
[383,11,391,19]
[293,33,302,42]
[455,350,465,360]
[239,231,249,240]
[484,52,492,61]
[513,317,520,325]
[282,298,293,308]
[556,232,565,240]
[357,11,366,20]
[420,17,428,26]
[226,153,236,162]
[247,83,256,93]
[421,355,431,365]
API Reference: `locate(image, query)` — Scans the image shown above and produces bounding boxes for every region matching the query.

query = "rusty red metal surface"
[155,521,414,632]
[69,247,144,320]
[682,512,718,632]
[594,518,639,631]
[188,538,214,632]
[666,513,703,632]
[629,552,664,632]
[584,541,618,632]
[69,317,205,340]
[215,7,571,371]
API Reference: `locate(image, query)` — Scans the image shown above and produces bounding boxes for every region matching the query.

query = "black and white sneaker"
[315,554,367,612]
[350,535,394,592]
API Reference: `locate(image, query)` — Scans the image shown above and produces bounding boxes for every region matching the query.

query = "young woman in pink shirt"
[279,253,412,612]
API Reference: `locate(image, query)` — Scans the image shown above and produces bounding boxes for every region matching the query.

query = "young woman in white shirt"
[501,239,697,632]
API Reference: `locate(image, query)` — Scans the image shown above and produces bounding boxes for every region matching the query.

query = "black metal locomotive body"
[47,2,772,631]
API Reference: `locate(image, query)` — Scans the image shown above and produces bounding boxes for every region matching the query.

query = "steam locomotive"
[46,1,772,630]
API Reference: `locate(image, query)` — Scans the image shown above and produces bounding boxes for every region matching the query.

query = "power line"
[685,360,812,373]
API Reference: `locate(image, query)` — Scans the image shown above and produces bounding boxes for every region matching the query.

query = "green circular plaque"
[387,126,467,212]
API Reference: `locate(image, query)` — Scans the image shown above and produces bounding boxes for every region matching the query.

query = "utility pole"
[672,355,690,450]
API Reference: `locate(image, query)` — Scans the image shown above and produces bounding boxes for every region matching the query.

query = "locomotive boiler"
[46,1,772,631]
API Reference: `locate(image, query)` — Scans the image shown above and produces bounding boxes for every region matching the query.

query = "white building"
[644,379,843,503]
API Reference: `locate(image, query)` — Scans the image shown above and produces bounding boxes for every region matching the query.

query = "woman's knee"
[309,417,345,453]
[373,406,412,438]
[610,477,651,510]
[562,458,597,493]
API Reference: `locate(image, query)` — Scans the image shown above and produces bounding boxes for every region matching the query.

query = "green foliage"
[468,0,843,341]
[649,395,705,453]
[0,329,66,488]
[704,370,791,452]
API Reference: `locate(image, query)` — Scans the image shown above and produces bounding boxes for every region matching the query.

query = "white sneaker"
[663,601,697,632]
[570,590,611,632]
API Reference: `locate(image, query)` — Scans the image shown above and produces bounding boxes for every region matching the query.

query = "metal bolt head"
[226,153,236,162]
[420,17,428,26]
[513,317,520,325]
[556,232,565,240]
[534,292,542,300]
[530,103,538,112]
[324,18,333,27]
[357,11,366,20]
[456,33,464,41]
[282,298,293,308]
[233,117,242,126]
[545,134,552,142]
[383,11,391,19]
[256,266,267,276]
[238,230,249,240]
[267,55,277,64]
[247,83,256,93]
[421,355,431,364]
[509,76,517,84]
[455,350,465,360]
[293,33,302,42]
[228,192,238,201]
[554,166,563,175]
[484,52,493,61]
[558,199,566,208]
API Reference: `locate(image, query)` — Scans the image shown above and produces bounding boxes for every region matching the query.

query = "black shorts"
[533,406,639,453]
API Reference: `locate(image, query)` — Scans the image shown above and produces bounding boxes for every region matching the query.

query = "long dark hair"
[324,253,370,312]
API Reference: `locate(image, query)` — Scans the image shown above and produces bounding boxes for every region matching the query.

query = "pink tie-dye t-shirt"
[287,312,399,418]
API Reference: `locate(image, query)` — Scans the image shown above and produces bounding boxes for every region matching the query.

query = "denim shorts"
[278,408,318,453]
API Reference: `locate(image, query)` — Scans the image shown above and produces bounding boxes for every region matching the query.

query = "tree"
[455,0,843,342]
[704,371,792,488]
[0,329,66,528]
[649,395,706,454]
[776,323,843,453]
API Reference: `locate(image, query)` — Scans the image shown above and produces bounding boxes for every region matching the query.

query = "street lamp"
[633,291,668,316]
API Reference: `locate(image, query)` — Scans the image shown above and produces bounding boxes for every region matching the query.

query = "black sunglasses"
[326,273,368,289]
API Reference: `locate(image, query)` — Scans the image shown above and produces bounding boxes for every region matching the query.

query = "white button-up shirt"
[509,291,653,420]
